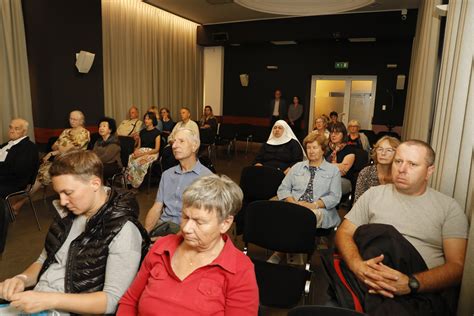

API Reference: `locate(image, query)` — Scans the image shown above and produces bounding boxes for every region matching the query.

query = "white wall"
[203,46,224,115]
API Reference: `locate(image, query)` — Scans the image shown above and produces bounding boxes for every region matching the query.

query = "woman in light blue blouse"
[277,132,342,229]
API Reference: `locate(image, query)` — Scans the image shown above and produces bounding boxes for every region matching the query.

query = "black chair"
[235,165,285,235]
[111,136,136,188]
[243,200,316,308]
[288,305,367,316]
[376,131,401,141]
[5,166,41,231]
[359,130,377,148]
[215,123,237,156]
[45,136,59,153]
[199,127,216,158]
[87,132,100,150]
[346,147,370,206]
[235,123,254,153]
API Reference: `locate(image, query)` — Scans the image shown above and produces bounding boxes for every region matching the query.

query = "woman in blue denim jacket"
[277,132,342,229]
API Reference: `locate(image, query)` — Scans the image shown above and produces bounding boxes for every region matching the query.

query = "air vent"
[212,32,229,42]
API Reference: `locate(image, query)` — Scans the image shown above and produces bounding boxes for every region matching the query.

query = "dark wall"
[223,39,412,128]
[22,0,104,142]
[200,10,417,129]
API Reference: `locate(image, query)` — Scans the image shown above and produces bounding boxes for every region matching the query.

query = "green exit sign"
[335,61,349,69]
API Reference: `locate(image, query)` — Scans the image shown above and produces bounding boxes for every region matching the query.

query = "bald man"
[0,118,39,253]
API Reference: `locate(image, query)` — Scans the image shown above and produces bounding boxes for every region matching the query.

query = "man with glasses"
[0,118,39,253]
[334,140,468,314]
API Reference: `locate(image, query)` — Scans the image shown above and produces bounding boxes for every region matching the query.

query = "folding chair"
[111,136,136,188]
[243,200,316,308]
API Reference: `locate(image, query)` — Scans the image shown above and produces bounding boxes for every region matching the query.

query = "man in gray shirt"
[335,140,468,313]
[145,128,212,237]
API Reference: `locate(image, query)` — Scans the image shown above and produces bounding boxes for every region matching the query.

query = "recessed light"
[270,41,297,45]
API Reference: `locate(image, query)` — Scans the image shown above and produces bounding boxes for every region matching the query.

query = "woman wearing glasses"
[354,136,400,202]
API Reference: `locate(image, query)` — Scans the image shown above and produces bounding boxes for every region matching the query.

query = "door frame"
[308,75,377,134]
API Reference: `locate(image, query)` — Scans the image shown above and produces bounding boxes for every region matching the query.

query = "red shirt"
[117,234,259,316]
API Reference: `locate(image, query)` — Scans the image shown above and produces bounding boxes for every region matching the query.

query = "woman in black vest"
[0,150,149,315]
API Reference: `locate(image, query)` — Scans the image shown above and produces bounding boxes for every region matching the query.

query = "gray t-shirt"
[345,184,468,269]
[35,215,142,314]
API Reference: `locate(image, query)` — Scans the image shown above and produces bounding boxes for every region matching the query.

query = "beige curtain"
[0,0,34,142]
[102,0,203,123]
[401,0,442,141]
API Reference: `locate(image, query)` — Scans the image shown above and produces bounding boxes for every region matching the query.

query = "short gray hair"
[176,127,200,151]
[182,174,243,221]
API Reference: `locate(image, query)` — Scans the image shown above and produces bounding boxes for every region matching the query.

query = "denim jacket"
[277,159,342,228]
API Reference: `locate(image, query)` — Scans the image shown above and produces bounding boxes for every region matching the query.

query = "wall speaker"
[240,74,249,87]
[212,32,229,43]
[75,51,95,73]
[396,74,406,90]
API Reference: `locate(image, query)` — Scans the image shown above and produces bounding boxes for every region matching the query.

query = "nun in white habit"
[254,120,305,174]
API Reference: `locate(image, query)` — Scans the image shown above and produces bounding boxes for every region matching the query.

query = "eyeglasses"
[376,147,395,154]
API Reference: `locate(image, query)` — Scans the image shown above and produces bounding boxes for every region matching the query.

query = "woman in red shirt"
[117,174,259,316]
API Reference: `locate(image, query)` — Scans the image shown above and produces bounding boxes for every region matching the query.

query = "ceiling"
[143,0,420,25]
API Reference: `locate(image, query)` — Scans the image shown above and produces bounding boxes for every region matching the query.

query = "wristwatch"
[408,275,420,294]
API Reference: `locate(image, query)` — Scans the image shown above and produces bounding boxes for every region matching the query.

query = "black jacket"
[39,188,150,293]
[0,137,39,196]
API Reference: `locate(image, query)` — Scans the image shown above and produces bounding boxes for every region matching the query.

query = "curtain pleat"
[102,0,202,122]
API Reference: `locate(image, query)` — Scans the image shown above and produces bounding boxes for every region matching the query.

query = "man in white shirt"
[0,118,39,253]
[116,105,143,137]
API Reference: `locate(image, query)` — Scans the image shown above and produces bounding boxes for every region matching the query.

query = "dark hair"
[293,96,300,103]
[159,107,172,120]
[97,117,117,134]
[204,105,213,113]
[144,111,158,127]
[328,122,348,140]
[329,111,338,117]
[49,150,103,182]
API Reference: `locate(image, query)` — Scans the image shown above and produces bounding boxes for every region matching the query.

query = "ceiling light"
[234,0,374,16]
[270,40,297,45]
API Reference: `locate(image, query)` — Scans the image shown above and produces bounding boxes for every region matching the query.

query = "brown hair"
[371,136,401,163]
[49,150,103,182]
[402,139,436,166]
[303,132,328,153]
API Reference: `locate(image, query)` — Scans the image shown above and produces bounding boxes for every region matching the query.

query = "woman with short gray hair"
[118,174,259,315]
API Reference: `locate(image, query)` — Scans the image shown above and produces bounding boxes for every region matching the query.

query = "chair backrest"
[200,127,216,145]
[376,131,401,141]
[288,305,367,316]
[236,123,254,139]
[243,200,316,253]
[45,136,59,153]
[87,132,100,150]
[217,123,237,140]
[359,130,377,147]
[239,166,285,202]
[198,155,216,173]
[351,147,369,173]
[118,136,136,167]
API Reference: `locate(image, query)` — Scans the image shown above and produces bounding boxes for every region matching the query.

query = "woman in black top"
[126,112,161,188]
[324,122,355,194]
[254,120,304,174]
[159,107,175,143]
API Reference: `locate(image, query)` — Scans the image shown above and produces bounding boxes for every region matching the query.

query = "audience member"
[144,128,212,237]
[334,140,468,315]
[269,89,287,126]
[159,107,175,143]
[0,150,149,315]
[147,105,164,132]
[354,136,400,202]
[346,119,370,152]
[167,107,199,144]
[126,111,161,188]
[33,110,90,195]
[118,174,259,315]
[0,118,39,253]
[254,120,304,174]
[199,105,218,136]
[288,96,303,138]
[117,105,143,137]
[93,117,122,183]
[312,116,330,139]
[328,111,345,130]
[325,122,355,195]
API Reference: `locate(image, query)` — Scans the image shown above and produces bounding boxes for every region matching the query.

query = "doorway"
[308,76,377,133]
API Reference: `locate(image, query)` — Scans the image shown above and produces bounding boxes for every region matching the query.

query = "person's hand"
[284,167,291,175]
[0,276,26,301]
[10,291,56,314]
[364,262,410,297]
[132,149,141,159]
[42,152,52,162]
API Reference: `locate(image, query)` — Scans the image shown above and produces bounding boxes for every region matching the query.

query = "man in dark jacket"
[0,118,39,253]
[269,89,287,126]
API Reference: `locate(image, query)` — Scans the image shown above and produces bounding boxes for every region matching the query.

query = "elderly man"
[334,140,468,315]
[167,107,199,144]
[0,118,39,253]
[145,128,212,237]
[117,105,143,137]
